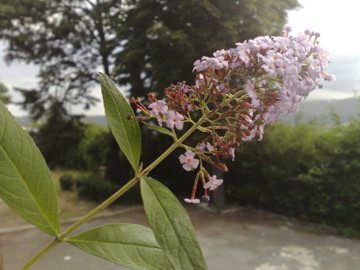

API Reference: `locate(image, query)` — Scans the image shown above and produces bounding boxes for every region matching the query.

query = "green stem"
[22,115,206,270]
[22,238,60,270]
[224,89,245,105]
[141,115,206,175]
[58,176,139,240]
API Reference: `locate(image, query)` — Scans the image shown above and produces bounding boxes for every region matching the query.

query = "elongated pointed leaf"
[0,102,59,235]
[68,223,171,270]
[100,73,141,171]
[141,177,207,270]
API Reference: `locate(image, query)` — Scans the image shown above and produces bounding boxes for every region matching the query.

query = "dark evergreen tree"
[0,0,127,181]
[34,101,86,169]
[115,0,299,97]
[0,0,299,110]
[0,0,125,117]
[0,0,299,183]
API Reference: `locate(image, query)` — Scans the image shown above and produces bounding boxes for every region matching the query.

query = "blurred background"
[1,1,360,269]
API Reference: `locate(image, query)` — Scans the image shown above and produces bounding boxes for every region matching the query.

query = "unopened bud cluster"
[132,28,335,203]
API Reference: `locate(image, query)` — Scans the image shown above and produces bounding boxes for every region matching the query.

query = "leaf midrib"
[145,181,197,269]
[104,78,138,168]
[0,118,56,233]
[70,238,163,250]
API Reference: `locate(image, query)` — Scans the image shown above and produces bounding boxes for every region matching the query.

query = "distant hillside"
[282,98,360,124]
[15,98,360,127]
[82,115,108,126]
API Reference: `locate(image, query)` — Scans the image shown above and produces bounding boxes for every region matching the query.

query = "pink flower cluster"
[133,28,335,203]
[148,99,184,130]
[193,27,335,136]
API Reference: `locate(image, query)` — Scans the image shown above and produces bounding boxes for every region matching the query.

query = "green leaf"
[99,73,141,171]
[142,121,174,137]
[0,102,59,235]
[68,223,171,270]
[140,177,207,270]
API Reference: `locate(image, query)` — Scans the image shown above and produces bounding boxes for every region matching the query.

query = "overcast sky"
[1,0,359,116]
[288,0,360,100]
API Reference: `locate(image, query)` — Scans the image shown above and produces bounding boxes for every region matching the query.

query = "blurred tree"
[0,0,299,183]
[0,0,127,181]
[0,81,10,104]
[0,0,299,113]
[114,0,299,186]
[34,100,86,169]
[0,0,126,118]
[117,0,299,97]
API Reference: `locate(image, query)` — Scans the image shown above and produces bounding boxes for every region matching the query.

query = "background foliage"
[226,119,360,235]
[49,107,360,236]
[4,0,358,237]
[0,0,299,186]
[0,0,299,111]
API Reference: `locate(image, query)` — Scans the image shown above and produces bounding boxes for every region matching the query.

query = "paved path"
[1,206,360,270]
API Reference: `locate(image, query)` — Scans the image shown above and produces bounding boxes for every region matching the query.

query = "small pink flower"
[197,142,214,153]
[228,147,235,161]
[166,110,184,130]
[184,198,200,204]
[148,99,168,115]
[206,142,214,152]
[204,175,223,191]
[216,83,228,93]
[179,150,199,171]
[245,80,260,108]
[322,72,336,81]
[149,100,168,126]
[196,143,206,152]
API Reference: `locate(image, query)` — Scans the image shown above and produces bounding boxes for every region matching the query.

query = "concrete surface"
[1,206,360,270]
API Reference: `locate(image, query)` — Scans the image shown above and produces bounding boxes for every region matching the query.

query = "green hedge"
[59,174,75,191]
[75,174,142,204]
[226,121,360,235]
[76,175,118,202]
[36,104,360,235]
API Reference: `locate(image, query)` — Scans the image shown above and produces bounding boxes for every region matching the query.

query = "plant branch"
[22,115,206,270]
[22,90,239,268]
[22,238,60,270]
